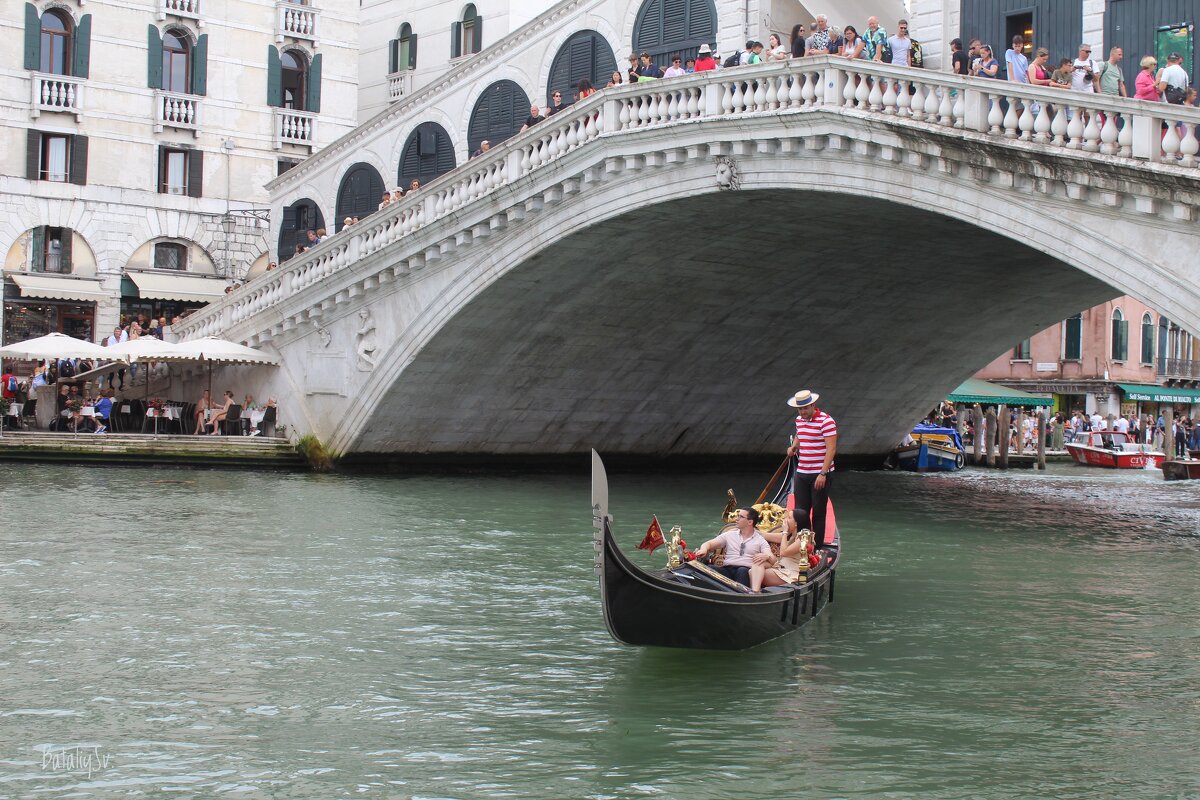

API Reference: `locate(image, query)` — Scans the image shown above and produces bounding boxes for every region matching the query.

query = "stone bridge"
[173,58,1200,462]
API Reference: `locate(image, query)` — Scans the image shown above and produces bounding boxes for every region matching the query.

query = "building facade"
[0,0,359,347]
[974,296,1200,417]
[913,0,1199,85]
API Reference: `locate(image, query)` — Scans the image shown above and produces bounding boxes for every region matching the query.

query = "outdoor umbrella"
[0,332,115,361]
[171,337,280,401]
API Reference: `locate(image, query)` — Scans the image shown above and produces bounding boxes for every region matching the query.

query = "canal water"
[1,463,1198,798]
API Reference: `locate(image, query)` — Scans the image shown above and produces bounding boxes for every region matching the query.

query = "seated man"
[692,507,771,588]
[93,389,113,434]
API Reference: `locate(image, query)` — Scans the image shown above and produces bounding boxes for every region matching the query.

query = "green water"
[0,463,1197,798]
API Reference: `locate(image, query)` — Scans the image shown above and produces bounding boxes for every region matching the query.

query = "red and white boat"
[1065,431,1164,469]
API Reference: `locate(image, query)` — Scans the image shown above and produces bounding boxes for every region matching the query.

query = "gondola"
[590,450,840,651]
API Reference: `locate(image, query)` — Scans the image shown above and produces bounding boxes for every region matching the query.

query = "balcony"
[31,73,84,121]
[154,90,201,133]
[276,2,319,45]
[1157,358,1200,381]
[158,0,202,25]
[388,70,412,102]
[273,108,317,150]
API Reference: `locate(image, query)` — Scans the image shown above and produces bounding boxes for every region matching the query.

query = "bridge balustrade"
[174,56,1200,343]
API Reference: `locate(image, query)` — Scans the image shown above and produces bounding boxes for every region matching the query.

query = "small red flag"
[637,515,665,553]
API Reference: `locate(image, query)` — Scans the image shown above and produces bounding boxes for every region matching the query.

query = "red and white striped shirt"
[794,409,837,474]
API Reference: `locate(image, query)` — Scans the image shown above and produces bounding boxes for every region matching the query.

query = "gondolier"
[786,389,837,547]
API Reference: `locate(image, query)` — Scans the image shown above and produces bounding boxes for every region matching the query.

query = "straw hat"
[787,389,819,408]
[698,43,712,54]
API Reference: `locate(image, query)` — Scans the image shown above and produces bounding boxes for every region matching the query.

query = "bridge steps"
[0,432,306,470]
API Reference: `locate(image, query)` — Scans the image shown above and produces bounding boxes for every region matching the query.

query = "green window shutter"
[69,135,88,185]
[1119,320,1129,360]
[147,25,163,88]
[186,150,203,197]
[192,34,208,95]
[472,17,482,53]
[305,53,321,113]
[26,129,40,180]
[409,33,418,69]
[72,15,91,78]
[388,39,398,73]
[24,4,41,71]
[451,22,461,58]
[31,226,45,271]
[156,147,165,193]
[61,229,73,272]
[267,45,282,107]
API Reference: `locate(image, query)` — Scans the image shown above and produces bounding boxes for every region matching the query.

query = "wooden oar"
[755,452,794,505]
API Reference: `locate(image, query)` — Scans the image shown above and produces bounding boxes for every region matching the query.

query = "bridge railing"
[175,57,1200,342]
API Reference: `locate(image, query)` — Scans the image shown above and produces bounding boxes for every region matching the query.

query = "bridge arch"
[631,0,717,66]
[467,79,529,155]
[334,163,385,231]
[398,122,456,189]
[546,29,617,106]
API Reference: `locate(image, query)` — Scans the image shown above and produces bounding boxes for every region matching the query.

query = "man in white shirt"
[1159,52,1189,103]
[1071,44,1098,92]
[1114,415,1130,434]
[887,19,911,66]
[694,507,771,588]
[1089,411,1103,431]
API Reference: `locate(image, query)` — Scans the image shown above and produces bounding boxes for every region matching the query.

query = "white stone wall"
[0,0,359,339]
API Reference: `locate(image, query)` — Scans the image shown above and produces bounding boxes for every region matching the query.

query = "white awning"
[127,271,228,303]
[11,273,107,302]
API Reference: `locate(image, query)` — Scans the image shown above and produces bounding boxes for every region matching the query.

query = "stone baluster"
[1050,106,1068,145]
[802,73,817,107]
[951,90,964,128]
[686,87,701,118]
[1161,117,1182,161]
[927,86,944,123]
[752,78,766,111]
[787,73,802,108]
[1033,102,1051,143]
[908,83,925,120]
[842,72,857,107]
[618,99,631,130]
[1017,99,1034,141]
[1180,121,1199,166]
[1099,111,1119,155]
[1081,110,1101,152]
[638,95,651,126]
[986,93,1004,134]
[1117,113,1133,156]
[1065,106,1084,148]
[867,76,883,111]
[854,74,870,109]
[1002,97,1019,137]
[881,79,897,114]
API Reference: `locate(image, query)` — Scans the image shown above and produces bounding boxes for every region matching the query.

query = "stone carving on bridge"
[355,309,378,372]
[314,323,332,348]
[715,157,740,191]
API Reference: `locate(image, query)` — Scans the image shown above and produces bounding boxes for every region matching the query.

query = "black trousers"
[792,471,832,547]
[715,564,751,587]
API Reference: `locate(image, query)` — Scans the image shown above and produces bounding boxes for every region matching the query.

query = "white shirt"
[1162,62,1189,90]
[716,529,770,568]
[1114,417,1130,434]
[1071,58,1096,92]
[1090,413,1103,430]
[662,65,686,78]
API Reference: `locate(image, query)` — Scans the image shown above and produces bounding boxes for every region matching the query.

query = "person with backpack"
[1157,52,1189,104]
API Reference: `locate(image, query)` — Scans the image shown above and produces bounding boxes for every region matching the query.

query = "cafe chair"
[219,404,243,436]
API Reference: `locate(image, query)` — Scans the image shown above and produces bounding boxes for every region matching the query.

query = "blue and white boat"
[889,424,966,472]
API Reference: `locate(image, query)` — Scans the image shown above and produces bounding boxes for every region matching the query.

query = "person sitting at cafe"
[193,389,212,435]
[206,390,235,435]
[93,389,113,434]
[692,507,771,588]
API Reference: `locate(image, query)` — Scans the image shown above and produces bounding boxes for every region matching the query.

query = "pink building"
[973,296,1200,417]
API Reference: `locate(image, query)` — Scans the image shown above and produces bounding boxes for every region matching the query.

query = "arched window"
[546,30,617,106]
[1111,308,1127,361]
[452,4,482,58]
[398,122,455,188]
[281,49,307,110]
[279,198,325,260]
[632,0,716,66]
[390,23,417,73]
[162,30,191,93]
[40,10,73,75]
[1141,313,1155,364]
[153,241,188,271]
[335,164,385,231]
[467,80,530,155]
[1063,313,1082,360]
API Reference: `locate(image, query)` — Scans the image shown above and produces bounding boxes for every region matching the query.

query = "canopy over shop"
[2,273,106,347]
[120,271,227,323]
[948,378,1055,407]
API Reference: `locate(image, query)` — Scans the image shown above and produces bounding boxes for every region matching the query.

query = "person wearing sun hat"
[785,389,838,547]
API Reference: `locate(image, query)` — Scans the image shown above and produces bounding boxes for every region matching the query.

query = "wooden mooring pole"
[972,404,983,464]
[997,404,1009,469]
[1164,407,1175,462]
[985,408,997,467]
[1037,411,1047,470]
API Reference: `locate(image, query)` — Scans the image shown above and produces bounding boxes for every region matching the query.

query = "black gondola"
[591,450,840,651]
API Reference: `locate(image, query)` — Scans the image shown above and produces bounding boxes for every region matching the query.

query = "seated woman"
[206,390,235,435]
[749,515,808,593]
[192,389,211,435]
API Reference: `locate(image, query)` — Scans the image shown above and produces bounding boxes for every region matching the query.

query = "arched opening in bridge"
[546,30,616,106]
[631,0,716,67]
[335,164,384,232]
[398,122,455,189]
[279,197,325,259]
[467,79,529,155]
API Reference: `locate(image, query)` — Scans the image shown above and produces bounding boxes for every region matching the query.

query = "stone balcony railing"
[388,71,412,103]
[158,0,202,25]
[273,108,317,149]
[276,2,319,45]
[1158,357,1200,380]
[31,72,84,121]
[154,90,201,133]
[176,57,1200,343]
